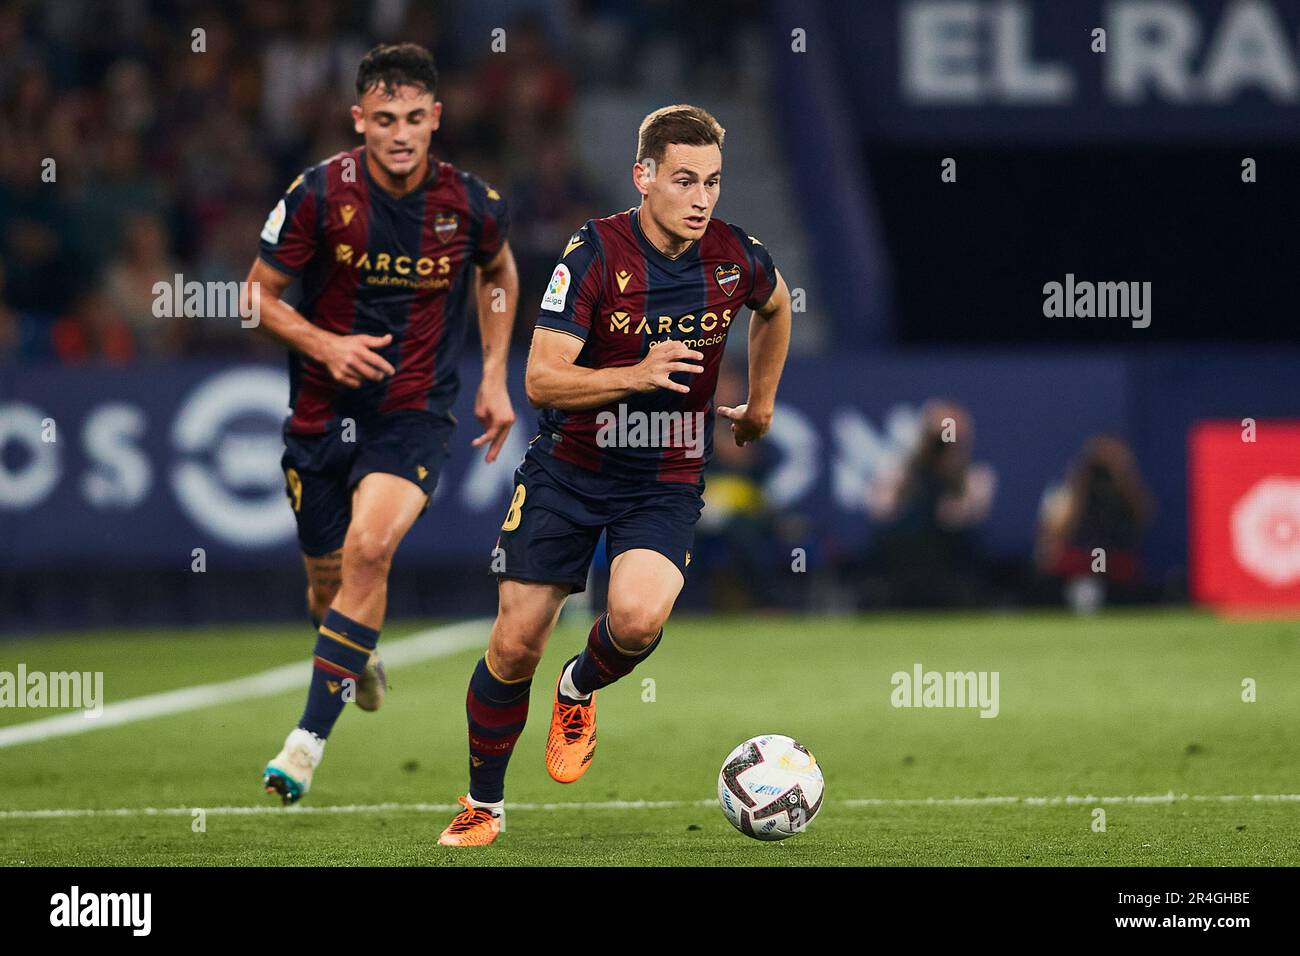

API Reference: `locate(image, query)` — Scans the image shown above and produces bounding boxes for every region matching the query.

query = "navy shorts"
[494,450,704,593]
[281,410,455,557]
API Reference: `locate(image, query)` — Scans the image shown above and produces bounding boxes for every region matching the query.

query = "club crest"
[715,263,741,297]
[434,211,459,243]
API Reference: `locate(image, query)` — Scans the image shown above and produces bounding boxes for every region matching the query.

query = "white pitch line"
[843,793,1300,807]
[3,793,1299,821]
[0,619,490,750]
[0,800,713,820]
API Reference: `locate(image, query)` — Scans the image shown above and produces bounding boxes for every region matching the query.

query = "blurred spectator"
[0,64,77,317]
[509,135,602,345]
[477,11,573,143]
[51,289,134,364]
[104,58,156,134]
[0,6,34,100]
[101,213,187,358]
[261,6,367,149]
[864,399,997,606]
[73,129,166,273]
[432,72,496,162]
[1036,436,1154,613]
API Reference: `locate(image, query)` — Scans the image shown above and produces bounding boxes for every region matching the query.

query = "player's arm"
[470,241,518,462]
[527,224,702,411]
[524,329,704,412]
[242,259,394,389]
[718,268,792,446]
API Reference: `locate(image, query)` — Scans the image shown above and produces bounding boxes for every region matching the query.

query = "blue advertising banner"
[2,355,1132,571]
[2,352,1296,578]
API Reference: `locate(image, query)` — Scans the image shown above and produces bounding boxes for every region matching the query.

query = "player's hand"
[631,340,704,394]
[321,333,395,388]
[472,379,516,463]
[716,402,773,447]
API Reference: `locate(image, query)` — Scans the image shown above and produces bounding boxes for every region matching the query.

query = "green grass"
[1,611,1298,866]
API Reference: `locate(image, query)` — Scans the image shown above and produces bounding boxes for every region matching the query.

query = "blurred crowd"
[688,391,1157,613]
[0,0,627,363]
[859,401,1153,611]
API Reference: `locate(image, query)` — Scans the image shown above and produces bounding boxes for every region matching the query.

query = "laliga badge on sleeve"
[541,263,571,312]
[261,199,287,244]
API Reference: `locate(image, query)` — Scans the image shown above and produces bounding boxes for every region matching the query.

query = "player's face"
[636,142,721,244]
[351,84,441,180]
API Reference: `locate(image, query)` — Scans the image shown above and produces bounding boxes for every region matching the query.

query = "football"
[717,734,824,841]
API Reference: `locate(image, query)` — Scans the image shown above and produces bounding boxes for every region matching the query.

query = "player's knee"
[346,527,398,577]
[495,613,550,659]
[489,617,546,677]
[491,603,553,679]
[490,637,543,680]
[606,605,665,651]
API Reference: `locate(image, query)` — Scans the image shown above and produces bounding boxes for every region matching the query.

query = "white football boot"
[355,651,387,711]
[263,728,325,805]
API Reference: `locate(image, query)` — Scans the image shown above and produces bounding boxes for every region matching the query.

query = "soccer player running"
[246,44,518,804]
[438,105,792,845]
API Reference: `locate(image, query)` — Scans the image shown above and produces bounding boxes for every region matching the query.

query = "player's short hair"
[356,43,438,98]
[636,105,725,168]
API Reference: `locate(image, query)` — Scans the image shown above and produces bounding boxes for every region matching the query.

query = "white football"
[717,734,824,841]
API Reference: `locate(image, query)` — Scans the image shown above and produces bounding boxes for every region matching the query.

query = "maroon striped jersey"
[257,146,508,434]
[532,207,778,484]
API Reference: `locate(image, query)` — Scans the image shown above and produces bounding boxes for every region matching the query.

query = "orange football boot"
[545,670,597,783]
[437,795,503,846]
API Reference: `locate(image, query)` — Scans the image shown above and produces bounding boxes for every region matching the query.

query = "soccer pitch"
[1,611,1297,867]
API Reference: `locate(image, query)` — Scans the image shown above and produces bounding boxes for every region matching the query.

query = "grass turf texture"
[0,611,1296,866]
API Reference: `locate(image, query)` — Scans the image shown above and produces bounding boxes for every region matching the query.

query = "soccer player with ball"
[246,43,519,804]
[438,105,794,846]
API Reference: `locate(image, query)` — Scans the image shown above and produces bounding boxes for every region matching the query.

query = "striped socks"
[298,609,378,739]
[466,655,532,804]
[566,613,661,699]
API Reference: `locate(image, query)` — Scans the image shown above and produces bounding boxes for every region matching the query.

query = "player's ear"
[632,161,651,197]
[430,101,443,132]
[350,103,364,135]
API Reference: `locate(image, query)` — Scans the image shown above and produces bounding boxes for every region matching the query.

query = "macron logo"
[50,886,152,937]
